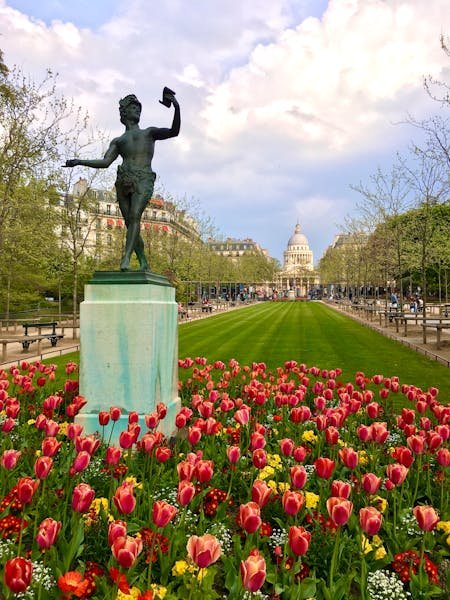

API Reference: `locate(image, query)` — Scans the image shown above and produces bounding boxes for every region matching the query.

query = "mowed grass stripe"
[179,302,450,397]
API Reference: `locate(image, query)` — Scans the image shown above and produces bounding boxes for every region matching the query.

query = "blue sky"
[1,0,449,264]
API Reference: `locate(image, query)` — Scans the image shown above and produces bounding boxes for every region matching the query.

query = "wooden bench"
[201,304,213,313]
[421,321,450,349]
[22,322,63,350]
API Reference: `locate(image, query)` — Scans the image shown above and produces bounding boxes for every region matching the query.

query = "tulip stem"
[329,525,340,589]
[413,455,422,503]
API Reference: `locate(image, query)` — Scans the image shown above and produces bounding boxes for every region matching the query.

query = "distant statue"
[65,88,180,272]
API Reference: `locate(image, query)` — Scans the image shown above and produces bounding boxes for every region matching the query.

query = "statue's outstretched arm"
[65,139,120,168]
[151,95,180,140]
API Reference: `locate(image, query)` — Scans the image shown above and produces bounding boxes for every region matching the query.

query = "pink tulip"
[413,505,439,532]
[227,445,241,464]
[195,459,214,483]
[436,447,450,467]
[187,534,221,568]
[359,507,382,536]
[279,438,294,456]
[34,456,53,479]
[98,411,110,426]
[41,437,62,457]
[282,490,305,516]
[362,473,382,495]
[234,407,250,426]
[339,447,359,469]
[72,483,95,513]
[288,525,311,556]
[407,434,425,455]
[108,520,127,546]
[290,465,308,489]
[251,479,273,508]
[293,446,308,462]
[177,480,196,506]
[17,477,39,505]
[36,517,61,549]
[386,463,409,486]
[111,535,143,568]
[250,432,266,451]
[105,446,122,465]
[240,549,266,592]
[330,480,351,499]
[238,502,262,533]
[188,426,202,446]
[152,500,177,528]
[252,449,267,469]
[326,497,353,526]
[1,449,21,470]
[4,557,33,593]
[113,483,136,515]
[325,426,339,445]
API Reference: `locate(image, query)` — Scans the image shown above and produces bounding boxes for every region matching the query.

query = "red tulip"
[339,447,359,469]
[357,424,372,443]
[110,406,122,421]
[330,480,351,499]
[371,422,389,444]
[155,446,171,463]
[36,517,61,549]
[238,502,262,533]
[325,426,339,445]
[250,432,266,451]
[1,449,21,469]
[17,477,39,505]
[108,520,127,546]
[98,411,110,426]
[188,426,202,446]
[407,434,425,455]
[187,534,221,568]
[195,459,214,483]
[105,446,122,465]
[72,483,95,513]
[34,456,53,479]
[288,525,311,556]
[4,557,33,593]
[436,447,450,467]
[362,473,382,495]
[145,412,160,429]
[240,549,266,592]
[413,505,439,532]
[119,430,135,449]
[392,446,414,468]
[41,437,62,457]
[111,535,143,568]
[290,465,308,489]
[326,497,353,526]
[293,446,307,462]
[75,435,100,455]
[113,483,136,515]
[314,457,335,479]
[227,445,241,464]
[282,490,305,516]
[386,463,409,486]
[71,451,91,475]
[251,479,273,508]
[252,449,267,469]
[177,480,196,506]
[152,500,177,528]
[279,438,294,456]
[359,507,382,536]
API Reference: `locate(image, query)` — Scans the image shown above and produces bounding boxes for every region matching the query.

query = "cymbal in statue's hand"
[64,159,79,167]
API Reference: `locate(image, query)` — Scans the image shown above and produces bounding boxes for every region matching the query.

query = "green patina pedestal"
[76,271,180,442]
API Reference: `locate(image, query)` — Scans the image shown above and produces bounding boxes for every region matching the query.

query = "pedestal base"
[77,271,180,443]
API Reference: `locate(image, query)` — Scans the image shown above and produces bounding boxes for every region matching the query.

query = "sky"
[1,0,449,264]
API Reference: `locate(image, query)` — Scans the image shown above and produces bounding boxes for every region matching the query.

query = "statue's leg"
[120,192,149,272]
[117,192,133,271]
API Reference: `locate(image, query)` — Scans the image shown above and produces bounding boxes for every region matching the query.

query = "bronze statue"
[65,88,180,272]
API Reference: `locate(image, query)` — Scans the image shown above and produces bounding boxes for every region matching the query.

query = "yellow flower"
[116,587,140,600]
[197,568,208,582]
[372,496,388,513]
[371,535,383,548]
[125,476,142,490]
[437,520,450,535]
[257,466,275,480]
[172,560,189,576]
[267,453,282,469]
[305,492,320,509]
[27,419,36,426]
[337,439,345,447]
[90,497,109,514]
[301,430,318,444]
[35,450,42,457]
[151,584,167,599]
[374,546,387,560]
[58,422,69,436]
[278,482,290,493]
[446,534,450,547]
[361,535,372,554]
[267,480,277,491]
[358,450,369,466]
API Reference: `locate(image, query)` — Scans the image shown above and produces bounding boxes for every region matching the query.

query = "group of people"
[390,292,424,313]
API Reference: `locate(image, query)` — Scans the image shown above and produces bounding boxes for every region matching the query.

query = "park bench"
[201,304,213,313]
[22,322,63,350]
[421,320,450,349]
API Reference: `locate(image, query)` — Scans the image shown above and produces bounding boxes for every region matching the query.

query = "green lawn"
[46,302,450,397]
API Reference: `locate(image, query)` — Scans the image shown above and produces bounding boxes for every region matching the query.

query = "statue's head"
[119,94,142,124]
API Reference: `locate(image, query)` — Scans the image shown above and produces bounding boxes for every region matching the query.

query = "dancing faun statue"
[65,88,180,272]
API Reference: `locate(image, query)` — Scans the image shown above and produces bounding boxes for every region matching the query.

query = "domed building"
[276,222,319,297]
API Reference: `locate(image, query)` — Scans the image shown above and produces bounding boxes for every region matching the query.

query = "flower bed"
[0,358,448,599]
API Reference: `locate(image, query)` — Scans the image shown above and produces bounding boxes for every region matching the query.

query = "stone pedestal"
[287,289,296,301]
[77,271,180,443]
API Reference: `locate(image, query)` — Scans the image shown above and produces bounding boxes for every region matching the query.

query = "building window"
[107,234,112,246]
[106,204,111,215]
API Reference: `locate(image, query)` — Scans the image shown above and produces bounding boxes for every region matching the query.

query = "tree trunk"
[72,265,78,340]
